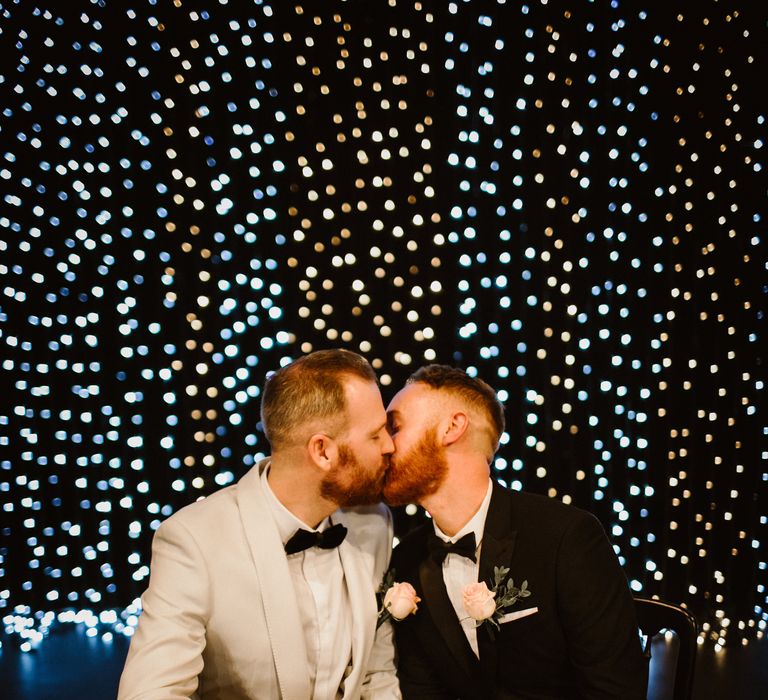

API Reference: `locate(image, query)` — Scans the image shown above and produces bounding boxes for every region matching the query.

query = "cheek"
[392,429,414,452]
[359,443,384,466]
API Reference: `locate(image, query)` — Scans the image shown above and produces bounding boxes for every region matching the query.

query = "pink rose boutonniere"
[462,581,497,621]
[462,565,531,632]
[377,570,420,627]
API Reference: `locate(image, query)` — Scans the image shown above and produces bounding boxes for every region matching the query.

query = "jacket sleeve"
[556,511,648,699]
[360,505,402,699]
[117,516,209,700]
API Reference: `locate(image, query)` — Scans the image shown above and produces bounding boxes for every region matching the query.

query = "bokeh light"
[1,0,765,652]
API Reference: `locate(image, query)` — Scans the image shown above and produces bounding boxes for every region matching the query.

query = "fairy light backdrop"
[1,0,765,652]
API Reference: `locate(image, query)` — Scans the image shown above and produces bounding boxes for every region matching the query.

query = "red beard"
[320,443,387,507]
[383,428,448,506]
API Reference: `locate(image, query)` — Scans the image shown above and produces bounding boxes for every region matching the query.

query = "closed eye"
[371,422,389,441]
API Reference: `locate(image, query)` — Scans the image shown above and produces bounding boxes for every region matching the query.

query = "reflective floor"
[1,625,766,699]
[1,626,130,700]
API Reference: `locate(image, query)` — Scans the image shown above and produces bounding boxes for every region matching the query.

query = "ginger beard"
[320,443,387,507]
[383,426,448,506]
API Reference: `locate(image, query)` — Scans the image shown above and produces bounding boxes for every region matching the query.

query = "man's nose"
[382,432,395,455]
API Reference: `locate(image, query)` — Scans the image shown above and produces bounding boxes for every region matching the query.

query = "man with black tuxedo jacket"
[383,365,647,699]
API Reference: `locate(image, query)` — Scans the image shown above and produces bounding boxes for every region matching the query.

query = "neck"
[421,466,490,537]
[267,455,336,529]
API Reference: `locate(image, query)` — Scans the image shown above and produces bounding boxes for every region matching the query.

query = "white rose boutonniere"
[462,565,531,633]
[377,569,420,627]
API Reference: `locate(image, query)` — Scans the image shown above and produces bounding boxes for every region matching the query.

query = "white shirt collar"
[433,478,494,547]
[260,463,331,546]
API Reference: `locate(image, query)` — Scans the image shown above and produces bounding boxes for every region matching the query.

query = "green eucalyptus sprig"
[487,565,531,630]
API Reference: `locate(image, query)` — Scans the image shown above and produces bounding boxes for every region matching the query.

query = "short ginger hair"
[407,364,505,455]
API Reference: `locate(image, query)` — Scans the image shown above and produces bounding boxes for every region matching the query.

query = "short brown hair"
[407,364,505,452]
[260,348,377,450]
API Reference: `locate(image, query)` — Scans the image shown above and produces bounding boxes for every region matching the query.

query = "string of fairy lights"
[1,0,765,653]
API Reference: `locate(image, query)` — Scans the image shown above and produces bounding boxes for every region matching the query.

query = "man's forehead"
[343,375,380,399]
[389,382,438,410]
[342,377,385,415]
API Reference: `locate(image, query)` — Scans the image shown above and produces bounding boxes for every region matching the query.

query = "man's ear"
[307,433,336,472]
[440,411,470,447]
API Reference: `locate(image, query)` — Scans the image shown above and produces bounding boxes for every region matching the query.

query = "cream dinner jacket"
[118,459,401,700]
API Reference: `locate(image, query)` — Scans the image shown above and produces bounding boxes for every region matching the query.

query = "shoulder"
[500,485,597,524]
[169,460,267,523]
[166,485,233,524]
[487,484,608,551]
[155,472,254,540]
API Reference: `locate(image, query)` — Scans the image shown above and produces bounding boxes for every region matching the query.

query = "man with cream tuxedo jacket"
[118,350,401,700]
[383,365,647,699]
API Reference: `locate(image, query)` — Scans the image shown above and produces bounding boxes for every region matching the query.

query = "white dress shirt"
[433,479,493,657]
[262,467,352,700]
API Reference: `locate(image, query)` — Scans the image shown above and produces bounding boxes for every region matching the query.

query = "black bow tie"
[284,523,348,555]
[427,531,477,564]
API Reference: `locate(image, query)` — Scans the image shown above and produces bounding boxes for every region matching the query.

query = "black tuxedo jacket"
[390,483,648,699]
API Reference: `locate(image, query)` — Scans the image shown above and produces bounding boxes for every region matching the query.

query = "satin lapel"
[333,510,377,699]
[418,553,478,679]
[477,483,517,680]
[478,482,518,589]
[236,460,311,700]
